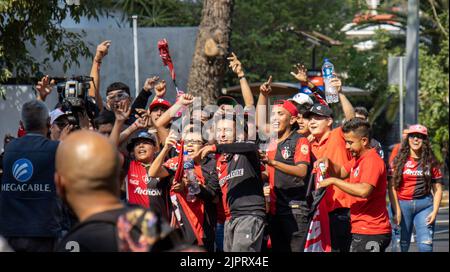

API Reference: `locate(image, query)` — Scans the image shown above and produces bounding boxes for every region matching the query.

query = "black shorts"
[350,233,392,252]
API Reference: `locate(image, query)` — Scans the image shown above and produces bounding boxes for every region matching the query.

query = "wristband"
[239,75,245,80]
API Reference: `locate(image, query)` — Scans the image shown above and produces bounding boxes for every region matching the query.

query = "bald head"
[56,130,120,196]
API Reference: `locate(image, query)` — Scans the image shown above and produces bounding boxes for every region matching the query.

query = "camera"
[56,76,97,129]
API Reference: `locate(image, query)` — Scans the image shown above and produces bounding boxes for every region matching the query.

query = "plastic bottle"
[391,224,401,252]
[322,58,339,103]
[183,151,200,202]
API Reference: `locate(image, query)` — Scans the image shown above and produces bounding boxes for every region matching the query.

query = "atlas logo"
[12,159,34,182]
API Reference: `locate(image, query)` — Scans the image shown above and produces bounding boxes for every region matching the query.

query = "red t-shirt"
[388,157,443,200]
[163,157,206,245]
[343,148,391,235]
[126,161,171,219]
[311,127,353,211]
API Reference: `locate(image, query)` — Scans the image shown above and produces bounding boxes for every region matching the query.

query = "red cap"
[149,98,171,111]
[273,100,299,117]
[407,124,428,136]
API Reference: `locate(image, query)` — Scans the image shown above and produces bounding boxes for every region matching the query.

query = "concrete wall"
[0,85,59,143]
[1,27,198,144]
[27,27,198,102]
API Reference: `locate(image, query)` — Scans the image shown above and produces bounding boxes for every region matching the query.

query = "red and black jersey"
[267,132,311,215]
[389,157,443,200]
[126,160,171,221]
[163,154,220,251]
[212,142,266,220]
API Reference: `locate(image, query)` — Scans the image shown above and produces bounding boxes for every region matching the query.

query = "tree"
[0,0,104,91]
[187,0,234,105]
[347,0,449,162]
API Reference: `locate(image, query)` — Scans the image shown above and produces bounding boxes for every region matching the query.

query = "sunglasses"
[184,140,204,145]
[408,133,426,140]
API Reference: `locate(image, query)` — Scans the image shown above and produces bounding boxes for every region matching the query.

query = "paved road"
[387,206,449,252]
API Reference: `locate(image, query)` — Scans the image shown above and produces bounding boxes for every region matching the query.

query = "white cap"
[49,109,66,125]
[289,93,313,105]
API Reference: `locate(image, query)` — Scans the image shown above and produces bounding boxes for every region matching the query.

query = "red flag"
[312,92,328,106]
[304,169,332,252]
[173,140,184,184]
[158,39,176,82]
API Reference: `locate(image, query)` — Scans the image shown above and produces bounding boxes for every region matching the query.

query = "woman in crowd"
[388,124,443,252]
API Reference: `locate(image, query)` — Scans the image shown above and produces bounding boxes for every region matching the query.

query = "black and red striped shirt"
[126,160,171,221]
[212,142,266,220]
[389,157,443,200]
[266,132,311,215]
[163,154,220,251]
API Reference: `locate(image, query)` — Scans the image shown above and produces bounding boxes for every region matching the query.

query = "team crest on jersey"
[143,176,150,184]
[281,146,291,160]
[353,167,360,177]
[300,144,309,155]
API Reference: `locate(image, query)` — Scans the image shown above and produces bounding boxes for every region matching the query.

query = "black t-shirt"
[55,206,140,252]
[215,142,266,219]
[267,132,311,215]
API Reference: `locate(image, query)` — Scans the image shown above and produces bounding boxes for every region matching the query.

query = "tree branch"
[428,0,449,38]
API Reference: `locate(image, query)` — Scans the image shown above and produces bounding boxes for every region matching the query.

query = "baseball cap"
[49,109,67,125]
[289,93,314,105]
[217,96,238,107]
[304,103,333,118]
[273,100,299,117]
[407,124,428,136]
[149,98,172,112]
[127,131,157,151]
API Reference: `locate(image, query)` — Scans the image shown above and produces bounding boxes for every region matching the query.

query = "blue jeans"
[215,223,224,252]
[399,195,435,252]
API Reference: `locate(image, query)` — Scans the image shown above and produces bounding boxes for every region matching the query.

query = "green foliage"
[0,0,103,85]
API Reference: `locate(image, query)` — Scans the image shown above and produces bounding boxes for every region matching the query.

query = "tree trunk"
[187,0,234,105]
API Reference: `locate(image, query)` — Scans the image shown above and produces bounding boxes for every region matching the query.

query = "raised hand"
[177,94,194,106]
[95,40,111,62]
[154,80,167,98]
[290,63,308,82]
[227,52,245,78]
[143,76,160,92]
[330,73,343,93]
[35,75,55,101]
[114,100,131,123]
[165,130,179,148]
[259,75,272,96]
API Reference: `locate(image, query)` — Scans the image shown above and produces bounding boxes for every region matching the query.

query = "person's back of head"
[55,130,120,199]
[94,110,116,136]
[21,100,50,133]
[354,106,369,121]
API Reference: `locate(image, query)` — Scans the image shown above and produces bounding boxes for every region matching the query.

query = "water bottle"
[391,225,401,252]
[183,151,200,202]
[322,58,339,103]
